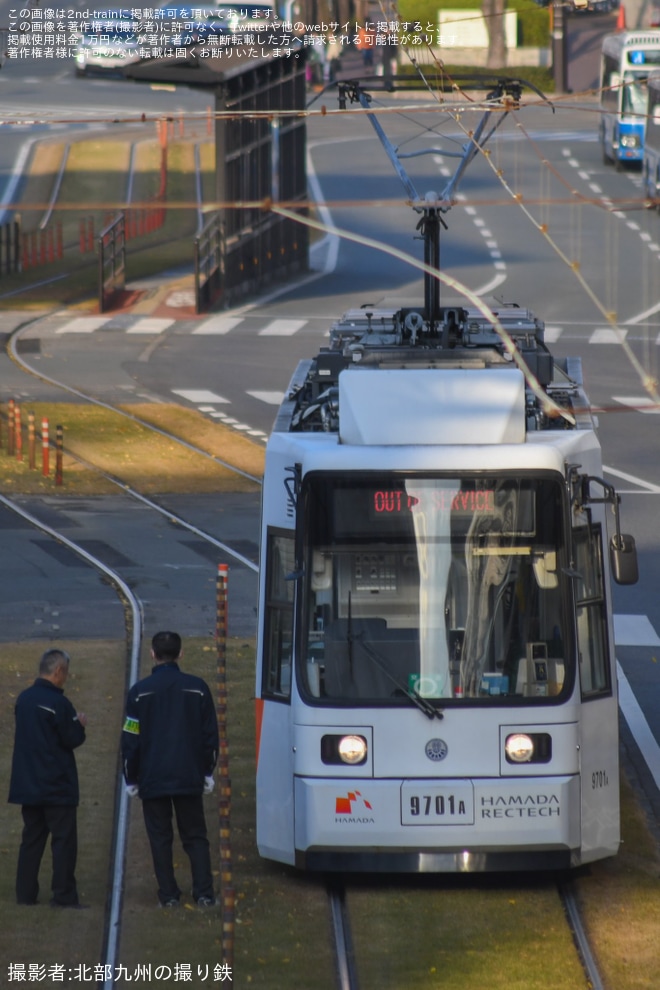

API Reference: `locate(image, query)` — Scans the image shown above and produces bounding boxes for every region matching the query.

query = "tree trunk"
[481,0,508,69]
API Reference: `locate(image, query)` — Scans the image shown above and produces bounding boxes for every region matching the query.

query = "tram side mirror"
[610,534,639,585]
[533,550,558,589]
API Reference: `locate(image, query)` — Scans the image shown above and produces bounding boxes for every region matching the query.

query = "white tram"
[255,299,638,872]
[255,76,638,872]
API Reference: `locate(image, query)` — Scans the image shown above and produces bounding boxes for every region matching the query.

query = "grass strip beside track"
[0,402,264,495]
[0,639,336,989]
[2,637,660,988]
[0,640,126,971]
[342,781,660,989]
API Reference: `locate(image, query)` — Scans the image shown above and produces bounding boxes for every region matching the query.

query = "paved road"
[0,492,260,640]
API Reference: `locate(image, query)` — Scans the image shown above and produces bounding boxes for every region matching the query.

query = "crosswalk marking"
[544,326,563,343]
[614,614,660,647]
[172,389,230,404]
[126,318,173,335]
[31,315,660,347]
[246,390,286,405]
[258,319,307,336]
[55,317,111,334]
[589,328,628,344]
[613,396,660,414]
[192,316,244,335]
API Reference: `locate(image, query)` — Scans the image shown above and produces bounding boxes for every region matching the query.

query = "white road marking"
[55,317,111,334]
[589,328,628,344]
[192,316,244,335]
[126,318,173,334]
[172,389,230,404]
[614,614,660,647]
[247,390,286,405]
[618,663,660,792]
[544,326,563,343]
[604,465,660,493]
[612,396,660,414]
[258,319,307,336]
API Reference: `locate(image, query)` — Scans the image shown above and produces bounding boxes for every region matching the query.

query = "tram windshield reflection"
[302,474,571,705]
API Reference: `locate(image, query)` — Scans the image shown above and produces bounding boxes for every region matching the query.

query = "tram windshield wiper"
[351,635,444,721]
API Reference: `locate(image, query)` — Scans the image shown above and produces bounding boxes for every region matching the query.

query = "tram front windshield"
[302,475,570,705]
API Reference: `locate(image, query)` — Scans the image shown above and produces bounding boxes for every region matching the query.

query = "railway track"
[1,332,260,984]
[0,492,142,988]
[0,490,256,984]
[326,874,605,990]
[2,317,654,990]
[8,321,262,486]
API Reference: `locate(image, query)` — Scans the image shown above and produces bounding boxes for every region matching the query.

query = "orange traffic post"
[28,411,36,469]
[55,424,63,486]
[42,417,50,477]
[215,563,233,967]
[14,403,22,462]
[7,399,15,456]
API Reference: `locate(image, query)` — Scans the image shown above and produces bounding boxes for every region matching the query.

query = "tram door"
[573,522,620,861]
[256,528,296,864]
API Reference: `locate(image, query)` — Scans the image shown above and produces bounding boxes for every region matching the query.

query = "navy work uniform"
[121,660,218,906]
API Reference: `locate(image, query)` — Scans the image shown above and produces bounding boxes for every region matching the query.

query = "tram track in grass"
[0,492,142,988]
[322,872,606,990]
[0,338,261,983]
[5,311,660,989]
[7,321,263,488]
[2,494,660,988]
[0,486,254,986]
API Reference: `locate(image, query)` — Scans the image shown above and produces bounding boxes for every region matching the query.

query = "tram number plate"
[401,782,475,825]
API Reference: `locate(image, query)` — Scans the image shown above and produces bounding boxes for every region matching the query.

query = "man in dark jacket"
[8,648,87,907]
[121,631,218,908]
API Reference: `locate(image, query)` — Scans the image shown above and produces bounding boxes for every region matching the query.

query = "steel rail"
[35,436,259,572]
[327,880,359,990]
[559,881,605,990]
[7,323,262,485]
[0,493,143,990]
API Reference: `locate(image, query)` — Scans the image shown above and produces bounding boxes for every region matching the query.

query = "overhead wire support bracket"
[335,77,533,326]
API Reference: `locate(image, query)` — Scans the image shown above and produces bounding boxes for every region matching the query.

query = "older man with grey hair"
[8,648,88,908]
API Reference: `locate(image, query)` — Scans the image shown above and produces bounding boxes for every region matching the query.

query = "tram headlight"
[321,734,368,766]
[504,732,552,764]
[620,134,640,149]
[505,733,535,763]
[338,735,368,765]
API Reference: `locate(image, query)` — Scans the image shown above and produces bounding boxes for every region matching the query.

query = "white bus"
[599,30,660,167]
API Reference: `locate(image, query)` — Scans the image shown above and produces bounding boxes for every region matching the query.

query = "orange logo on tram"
[335,791,373,814]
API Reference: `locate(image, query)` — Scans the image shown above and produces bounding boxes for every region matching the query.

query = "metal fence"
[0,219,21,276]
[214,54,308,307]
[194,212,223,314]
[98,214,126,313]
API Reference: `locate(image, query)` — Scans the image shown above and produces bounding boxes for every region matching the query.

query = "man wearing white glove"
[121,631,218,908]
